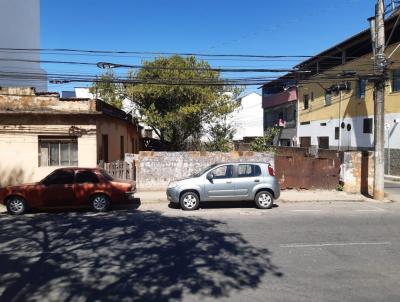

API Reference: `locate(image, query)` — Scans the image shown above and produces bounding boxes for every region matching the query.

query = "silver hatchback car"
[167,162,280,211]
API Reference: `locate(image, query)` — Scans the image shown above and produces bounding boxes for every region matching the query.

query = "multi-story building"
[261,77,298,146]
[0,0,47,91]
[296,13,400,175]
[231,92,263,141]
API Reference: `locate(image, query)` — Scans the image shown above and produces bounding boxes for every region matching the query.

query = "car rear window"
[100,170,114,181]
[237,164,262,177]
[76,171,99,184]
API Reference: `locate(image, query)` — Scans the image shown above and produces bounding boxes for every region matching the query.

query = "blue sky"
[41,0,377,93]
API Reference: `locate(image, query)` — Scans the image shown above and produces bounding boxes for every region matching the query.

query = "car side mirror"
[206,173,214,182]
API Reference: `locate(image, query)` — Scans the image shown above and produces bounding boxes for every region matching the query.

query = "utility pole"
[369,0,387,200]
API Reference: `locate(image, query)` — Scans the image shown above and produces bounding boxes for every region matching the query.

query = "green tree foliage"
[250,127,280,152]
[204,119,236,152]
[125,56,240,150]
[90,71,125,109]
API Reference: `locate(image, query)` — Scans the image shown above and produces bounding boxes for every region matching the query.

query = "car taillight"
[268,165,275,176]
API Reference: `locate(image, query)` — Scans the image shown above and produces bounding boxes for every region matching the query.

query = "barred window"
[39,136,78,167]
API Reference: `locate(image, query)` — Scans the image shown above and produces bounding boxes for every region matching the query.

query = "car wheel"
[255,191,274,209]
[6,196,27,215]
[180,192,200,211]
[91,194,110,212]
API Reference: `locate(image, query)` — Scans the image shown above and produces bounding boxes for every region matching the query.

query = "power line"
[0,47,358,60]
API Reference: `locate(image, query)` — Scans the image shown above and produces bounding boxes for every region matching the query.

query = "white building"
[0,0,47,91]
[231,92,263,141]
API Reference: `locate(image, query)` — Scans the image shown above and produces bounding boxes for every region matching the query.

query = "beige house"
[0,87,142,186]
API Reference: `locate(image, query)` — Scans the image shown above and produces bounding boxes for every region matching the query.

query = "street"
[0,201,399,302]
[386,180,400,202]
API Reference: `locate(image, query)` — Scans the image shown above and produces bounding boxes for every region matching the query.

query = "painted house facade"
[296,13,400,175]
[262,80,298,147]
[0,87,142,186]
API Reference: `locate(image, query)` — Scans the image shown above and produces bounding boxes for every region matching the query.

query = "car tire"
[91,194,110,212]
[255,191,274,209]
[6,196,27,215]
[180,191,200,211]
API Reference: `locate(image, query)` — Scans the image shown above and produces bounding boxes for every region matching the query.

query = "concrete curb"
[385,175,400,182]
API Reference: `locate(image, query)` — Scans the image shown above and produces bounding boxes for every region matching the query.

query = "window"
[325,92,332,106]
[392,69,400,92]
[76,171,99,184]
[303,94,309,110]
[358,79,367,98]
[335,127,340,140]
[39,137,78,167]
[363,118,373,134]
[120,136,124,160]
[102,135,109,162]
[318,137,330,149]
[42,170,74,186]
[237,165,262,178]
[210,165,233,179]
[300,137,311,148]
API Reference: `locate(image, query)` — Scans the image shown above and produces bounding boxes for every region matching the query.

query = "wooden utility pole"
[370,0,387,200]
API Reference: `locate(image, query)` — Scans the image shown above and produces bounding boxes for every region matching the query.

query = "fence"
[100,160,135,180]
[275,147,341,190]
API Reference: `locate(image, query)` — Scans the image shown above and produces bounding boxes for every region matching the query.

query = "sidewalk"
[0,190,383,214]
[136,189,371,204]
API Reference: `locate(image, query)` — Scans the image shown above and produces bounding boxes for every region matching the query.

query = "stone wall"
[135,151,274,191]
[341,151,374,195]
[385,148,400,176]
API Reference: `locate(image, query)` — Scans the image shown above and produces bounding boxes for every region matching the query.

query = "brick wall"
[134,151,274,191]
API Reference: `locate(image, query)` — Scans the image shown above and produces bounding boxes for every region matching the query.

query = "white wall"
[0,0,47,91]
[231,92,263,140]
[298,113,400,150]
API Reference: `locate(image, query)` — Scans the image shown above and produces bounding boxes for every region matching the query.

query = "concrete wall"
[135,151,274,191]
[342,151,374,195]
[0,87,96,113]
[385,148,400,176]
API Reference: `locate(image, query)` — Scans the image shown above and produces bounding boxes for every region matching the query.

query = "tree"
[90,70,125,109]
[125,56,240,150]
[204,118,236,152]
[250,127,280,152]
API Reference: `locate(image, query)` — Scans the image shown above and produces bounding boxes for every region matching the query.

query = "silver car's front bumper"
[167,187,181,203]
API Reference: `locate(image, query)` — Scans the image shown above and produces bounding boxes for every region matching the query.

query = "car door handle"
[254,179,260,183]
[226,181,232,184]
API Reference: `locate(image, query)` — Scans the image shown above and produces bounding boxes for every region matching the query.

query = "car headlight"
[168,181,178,189]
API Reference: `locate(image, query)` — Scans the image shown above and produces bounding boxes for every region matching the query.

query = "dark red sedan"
[0,168,139,215]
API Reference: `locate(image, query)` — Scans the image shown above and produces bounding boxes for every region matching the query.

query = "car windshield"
[100,170,114,181]
[191,164,219,177]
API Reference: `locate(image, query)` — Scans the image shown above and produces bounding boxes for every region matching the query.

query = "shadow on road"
[169,201,279,210]
[0,210,282,301]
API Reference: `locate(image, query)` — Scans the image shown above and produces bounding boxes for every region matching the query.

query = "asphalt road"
[0,201,399,302]
[386,180,400,202]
